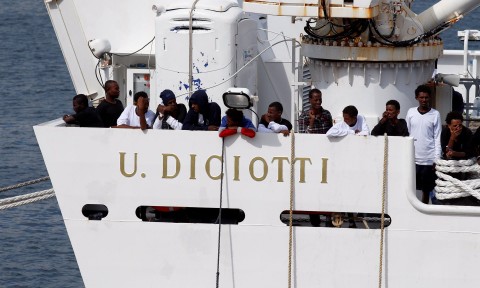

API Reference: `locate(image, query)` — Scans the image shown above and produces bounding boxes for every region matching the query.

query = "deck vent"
[136,206,245,224]
[171,17,212,23]
[170,26,211,33]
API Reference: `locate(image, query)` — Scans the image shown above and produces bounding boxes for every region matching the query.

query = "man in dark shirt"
[438,111,478,206]
[371,100,409,136]
[97,80,124,127]
[153,89,187,130]
[452,88,464,114]
[182,90,221,131]
[258,102,292,136]
[63,94,103,127]
[298,88,332,134]
[441,111,473,160]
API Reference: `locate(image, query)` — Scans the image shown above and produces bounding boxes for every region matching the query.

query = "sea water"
[0,1,80,287]
[0,0,478,287]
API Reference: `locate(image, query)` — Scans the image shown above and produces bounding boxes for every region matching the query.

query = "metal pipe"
[416,0,480,33]
[464,30,470,76]
[189,0,201,98]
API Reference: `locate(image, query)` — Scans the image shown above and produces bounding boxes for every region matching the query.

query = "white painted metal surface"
[34,126,480,287]
[243,0,381,18]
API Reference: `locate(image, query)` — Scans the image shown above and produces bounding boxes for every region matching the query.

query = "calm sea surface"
[0,0,478,287]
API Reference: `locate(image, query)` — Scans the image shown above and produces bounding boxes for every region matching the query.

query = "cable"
[173,38,302,99]
[94,59,104,88]
[257,28,298,44]
[215,138,226,288]
[248,108,260,131]
[304,19,369,41]
[111,36,155,57]
[321,0,328,20]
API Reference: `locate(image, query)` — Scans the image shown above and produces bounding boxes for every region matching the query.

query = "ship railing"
[461,78,480,128]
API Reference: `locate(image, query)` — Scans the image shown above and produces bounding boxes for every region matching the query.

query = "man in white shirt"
[405,84,441,204]
[258,102,292,136]
[115,91,156,130]
[326,105,369,137]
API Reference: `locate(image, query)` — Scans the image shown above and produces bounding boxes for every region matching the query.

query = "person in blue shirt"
[218,108,256,138]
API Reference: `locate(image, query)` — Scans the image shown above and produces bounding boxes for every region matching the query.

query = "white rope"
[377,133,388,288]
[288,130,296,288]
[434,158,480,200]
[435,158,476,167]
[0,176,50,193]
[0,189,55,210]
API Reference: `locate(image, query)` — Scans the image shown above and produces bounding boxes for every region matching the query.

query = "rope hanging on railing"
[434,158,480,200]
[377,133,388,288]
[0,189,55,210]
[288,130,296,288]
[0,176,50,193]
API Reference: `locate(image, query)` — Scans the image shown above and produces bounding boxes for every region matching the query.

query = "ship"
[34,0,480,287]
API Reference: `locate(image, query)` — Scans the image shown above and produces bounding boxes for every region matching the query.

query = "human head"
[226,108,243,127]
[189,90,209,113]
[445,111,463,126]
[160,89,177,106]
[133,91,149,111]
[134,91,149,103]
[104,80,120,99]
[446,111,463,134]
[308,88,322,111]
[342,105,358,127]
[72,94,88,113]
[385,99,400,119]
[415,84,431,110]
[267,102,283,122]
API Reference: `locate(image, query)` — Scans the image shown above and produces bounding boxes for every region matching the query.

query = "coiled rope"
[434,158,480,200]
[0,189,55,210]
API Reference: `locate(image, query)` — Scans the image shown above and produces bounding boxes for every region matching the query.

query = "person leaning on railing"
[441,111,473,161]
[437,111,479,206]
[298,88,332,134]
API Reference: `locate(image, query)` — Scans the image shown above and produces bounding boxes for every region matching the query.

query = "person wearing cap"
[182,90,221,131]
[153,89,187,130]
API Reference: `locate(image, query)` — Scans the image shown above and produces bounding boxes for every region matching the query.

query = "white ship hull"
[34,124,480,287]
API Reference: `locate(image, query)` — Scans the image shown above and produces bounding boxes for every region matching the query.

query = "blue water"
[0,1,80,287]
[0,1,478,287]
